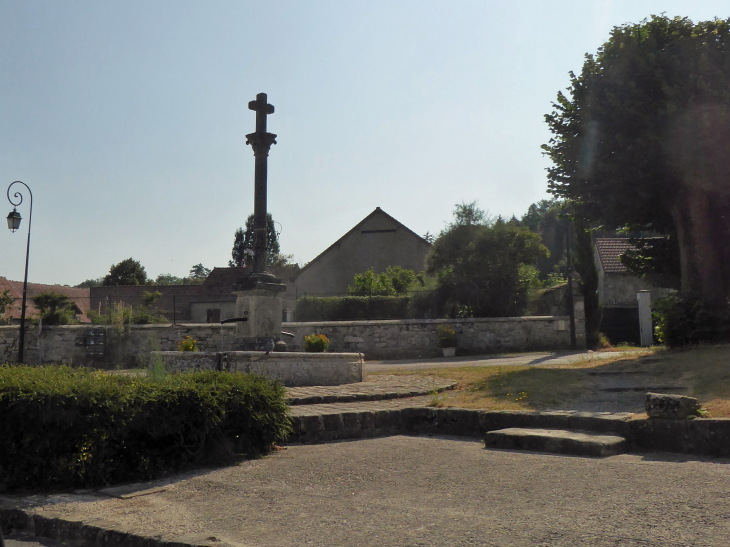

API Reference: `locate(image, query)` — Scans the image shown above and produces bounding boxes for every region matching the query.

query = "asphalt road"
[27,435,730,547]
[4,535,67,547]
[365,349,651,373]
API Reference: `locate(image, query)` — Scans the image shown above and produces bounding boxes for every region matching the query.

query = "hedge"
[295,295,412,321]
[0,365,292,490]
[654,295,730,347]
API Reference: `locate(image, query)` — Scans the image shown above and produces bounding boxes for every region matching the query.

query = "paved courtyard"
[17,436,730,547]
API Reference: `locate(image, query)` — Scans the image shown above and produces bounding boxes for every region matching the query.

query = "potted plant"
[437,325,457,357]
[304,333,330,352]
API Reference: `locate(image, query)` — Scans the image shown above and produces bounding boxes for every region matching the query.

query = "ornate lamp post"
[6,181,33,363]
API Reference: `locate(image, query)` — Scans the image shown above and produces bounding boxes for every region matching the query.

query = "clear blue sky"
[1,1,727,286]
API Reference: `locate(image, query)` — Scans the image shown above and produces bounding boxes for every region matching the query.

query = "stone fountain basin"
[152,351,364,387]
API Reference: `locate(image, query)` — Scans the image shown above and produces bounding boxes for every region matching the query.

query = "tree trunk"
[670,185,730,304]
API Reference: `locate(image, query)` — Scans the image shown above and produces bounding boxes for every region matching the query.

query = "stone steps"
[484,428,627,457]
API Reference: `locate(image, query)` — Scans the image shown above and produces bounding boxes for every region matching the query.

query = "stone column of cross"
[246,93,277,275]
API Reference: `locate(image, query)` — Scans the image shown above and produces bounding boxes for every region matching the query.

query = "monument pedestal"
[233,272,287,348]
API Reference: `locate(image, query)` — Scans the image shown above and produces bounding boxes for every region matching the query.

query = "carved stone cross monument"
[246,92,277,276]
[233,92,286,343]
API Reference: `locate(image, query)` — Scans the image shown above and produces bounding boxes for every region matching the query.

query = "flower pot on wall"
[442,347,456,358]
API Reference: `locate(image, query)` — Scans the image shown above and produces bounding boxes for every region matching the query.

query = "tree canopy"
[543,15,730,303]
[427,204,548,317]
[103,258,148,286]
[229,213,281,268]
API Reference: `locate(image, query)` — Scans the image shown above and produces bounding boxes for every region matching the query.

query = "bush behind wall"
[0,365,292,490]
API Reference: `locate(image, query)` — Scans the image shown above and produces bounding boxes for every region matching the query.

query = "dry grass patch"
[373,346,730,416]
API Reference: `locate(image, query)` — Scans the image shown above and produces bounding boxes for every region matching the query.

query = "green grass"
[373,346,730,416]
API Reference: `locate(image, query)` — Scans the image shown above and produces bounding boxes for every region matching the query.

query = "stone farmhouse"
[292,207,432,297]
[593,238,673,344]
[0,276,90,324]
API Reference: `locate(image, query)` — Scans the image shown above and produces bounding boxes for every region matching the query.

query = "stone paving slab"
[289,395,435,416]
[285,374,455,405]
[484,427,628,457]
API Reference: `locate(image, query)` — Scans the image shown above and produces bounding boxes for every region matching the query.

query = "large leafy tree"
[543,15,730,304]
[103,258,148,286]
[229,213,281,268]
[428,204,548,317]
[519,199,567,282]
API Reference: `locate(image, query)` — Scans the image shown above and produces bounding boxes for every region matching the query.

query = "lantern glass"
[6,209,21,232]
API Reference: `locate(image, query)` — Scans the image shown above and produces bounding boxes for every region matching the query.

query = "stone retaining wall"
[0,305,585,366]
[289,407,730,457]
[154,351,364,386]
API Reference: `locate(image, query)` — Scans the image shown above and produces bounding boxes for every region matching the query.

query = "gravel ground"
[21,435,730,547]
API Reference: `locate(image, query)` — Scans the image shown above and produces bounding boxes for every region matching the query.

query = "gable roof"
[202,265,300,292]
[594,238,635,274]
[0,277,91,322]
[292,207,431,280]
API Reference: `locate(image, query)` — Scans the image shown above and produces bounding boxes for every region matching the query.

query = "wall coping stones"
[289,316,571,328]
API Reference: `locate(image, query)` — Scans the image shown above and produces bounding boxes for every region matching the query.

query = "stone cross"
[246,92,277,275]
[249,93,275,133]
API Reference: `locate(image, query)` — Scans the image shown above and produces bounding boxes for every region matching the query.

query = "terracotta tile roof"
[594,238,636,274]
[202,265,300,292]
[0,276,90,323]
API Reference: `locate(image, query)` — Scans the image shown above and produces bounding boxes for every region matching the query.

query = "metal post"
[173,291,177,326]
[565,223,577,350]
[6,181,32,364]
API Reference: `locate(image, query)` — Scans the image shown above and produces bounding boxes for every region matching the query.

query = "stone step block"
[484,428,627,457]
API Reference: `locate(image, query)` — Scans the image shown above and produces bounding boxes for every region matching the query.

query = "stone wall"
[0,324,239,368]
[0,301,584,365]
[285,306,585,359]
[155,351,364,386]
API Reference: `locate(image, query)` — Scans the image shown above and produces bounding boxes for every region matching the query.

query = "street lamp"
[6,181,33,363]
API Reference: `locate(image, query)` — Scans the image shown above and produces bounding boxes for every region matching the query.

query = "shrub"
[436,325,457,348]
[654,295,730,347]
[0,365,292,490]
[304,333,330,352]
[178,335,199,352]
[30,291,78,325]
[87,300,168,326]
[348,267,420,296]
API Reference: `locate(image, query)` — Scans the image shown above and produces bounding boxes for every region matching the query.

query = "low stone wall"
[0,306,585,366]
[154,351,364,386]
[284,311,585,360]
[289,407,730,457]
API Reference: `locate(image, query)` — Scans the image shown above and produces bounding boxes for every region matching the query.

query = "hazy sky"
[1,1,727,286]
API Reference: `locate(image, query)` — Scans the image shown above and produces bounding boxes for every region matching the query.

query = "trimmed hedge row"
[295,295,412,321]
[0,365,292,490]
